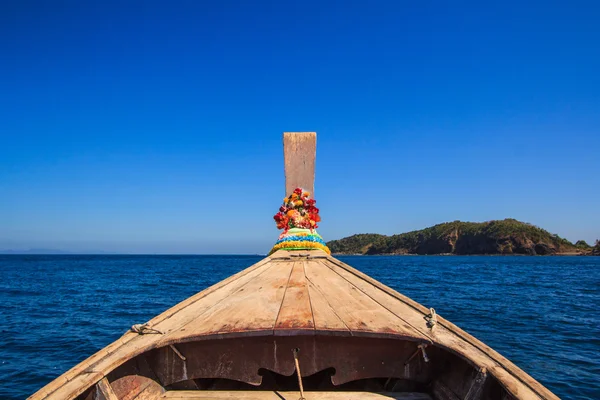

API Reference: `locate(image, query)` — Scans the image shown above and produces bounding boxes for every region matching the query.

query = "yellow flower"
[295,200,303,206]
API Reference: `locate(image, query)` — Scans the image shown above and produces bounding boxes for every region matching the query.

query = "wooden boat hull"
[29,251,558,400]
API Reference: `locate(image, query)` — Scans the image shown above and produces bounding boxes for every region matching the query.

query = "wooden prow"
[283,132,316,196]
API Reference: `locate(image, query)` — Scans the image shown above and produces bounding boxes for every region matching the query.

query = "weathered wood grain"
[305,271,350,334]
[283,132,316,196]
[163,390,433,399]
[325,255,559,400]
[304,259,429,340]
[165,260,293,340]
[109,374,164,400]
[274,261,315,334]
[28,257,274,400]
[321,258,433,341]
[96,377,119,400]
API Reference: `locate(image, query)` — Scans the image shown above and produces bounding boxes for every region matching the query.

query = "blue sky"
[1,1,599,253]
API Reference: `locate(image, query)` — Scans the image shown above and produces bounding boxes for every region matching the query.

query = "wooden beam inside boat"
[163,391,433,399]
[95,377,119,400]
[283,132,316,196]
[464,368,488,400]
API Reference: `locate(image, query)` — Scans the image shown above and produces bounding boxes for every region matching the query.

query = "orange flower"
[303,191,310,197]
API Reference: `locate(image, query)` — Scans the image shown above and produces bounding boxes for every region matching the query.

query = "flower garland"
[273,188,321,232]
[269,188,330,255]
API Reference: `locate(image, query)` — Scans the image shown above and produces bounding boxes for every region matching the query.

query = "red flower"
[274,189,322,230]
[276,215,289,230]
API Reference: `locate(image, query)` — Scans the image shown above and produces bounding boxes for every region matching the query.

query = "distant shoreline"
[327,218,599,256]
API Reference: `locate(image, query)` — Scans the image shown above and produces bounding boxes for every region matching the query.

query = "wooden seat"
[163,391,433,400]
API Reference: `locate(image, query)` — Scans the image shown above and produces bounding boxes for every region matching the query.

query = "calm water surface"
[1,255,599,399]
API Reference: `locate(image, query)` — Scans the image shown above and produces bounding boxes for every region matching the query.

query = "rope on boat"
[418,344,429,363]
[465,367,487,400]
[425,308,437,330]
[405,343,430,365]
[169,344,186,361]
[130,323,162,335]
[292,348,306,400]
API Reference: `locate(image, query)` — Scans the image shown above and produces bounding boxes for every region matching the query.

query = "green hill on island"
[327,219,594,255]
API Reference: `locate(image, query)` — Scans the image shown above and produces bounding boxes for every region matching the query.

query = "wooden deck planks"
[165,260,294,340]
[304,259,428,340]
[325,256,559,400]
[29,258,275,400]
[96,377,119,400]
[30,250,557,400]
[38,372,103,400]
[153,258,276,337]
[305,275,351,334]
[163,391,433,400]
[274,261,315,334]
[322,258,433,341]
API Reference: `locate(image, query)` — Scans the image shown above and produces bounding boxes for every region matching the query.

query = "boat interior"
[81,334,512,400]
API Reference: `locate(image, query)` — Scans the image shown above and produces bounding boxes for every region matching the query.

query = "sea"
[1,255,598,400]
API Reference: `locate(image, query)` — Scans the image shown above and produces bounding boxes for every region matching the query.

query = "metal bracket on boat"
[292,348,306,400]
[130,324,162,335]
[425,308,437,330]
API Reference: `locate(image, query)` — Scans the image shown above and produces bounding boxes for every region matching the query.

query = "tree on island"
[575,240,591,248]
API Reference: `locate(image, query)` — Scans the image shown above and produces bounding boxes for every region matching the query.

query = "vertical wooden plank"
[304,260,429,339]
[306,280,351,334]
[95,377,119,400]
[274,261,315,334]
[283,132,316,196]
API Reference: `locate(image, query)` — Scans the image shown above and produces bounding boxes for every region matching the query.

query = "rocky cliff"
[592,241,600,256]
[327,219,587,255]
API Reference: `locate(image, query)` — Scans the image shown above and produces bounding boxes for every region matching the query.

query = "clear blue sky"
[1,1,599,253]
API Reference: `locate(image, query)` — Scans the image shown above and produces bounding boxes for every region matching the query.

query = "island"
[327,219,598,256]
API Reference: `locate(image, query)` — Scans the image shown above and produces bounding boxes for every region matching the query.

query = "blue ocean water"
[0,255,598,399]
